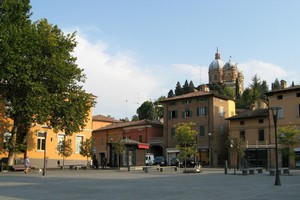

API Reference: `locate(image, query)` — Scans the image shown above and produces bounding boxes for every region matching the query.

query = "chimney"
[280,80,287,89]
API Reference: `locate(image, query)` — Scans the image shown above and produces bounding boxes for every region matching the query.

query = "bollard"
[224,160,228,174]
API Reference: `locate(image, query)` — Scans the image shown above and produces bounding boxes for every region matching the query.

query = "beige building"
[266,84,300,168]
[161,91,235,167]
[227,109,274,169]
[227,84,300,169]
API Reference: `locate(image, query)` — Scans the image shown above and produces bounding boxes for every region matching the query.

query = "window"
[219,106,224,117]
[297,93,300,97]
[240,121,245,125]
[182,99,192,104]
[240,131,245,141]
[169,110,178,119]
[258,119,264,124]
[298,104,300,117]
[57,134,65,151]
[277,95,283,100]
[278,107,284,119]
[199,126,205,137]
[37,132,46,150]
[138,135,142,142]
[197,107,207,116]
[182,109,192,118]
[75,135,84,153]
[258,129,265,141]
[197,97,207,102]
[220,126,224,136]
[171,128,176,139]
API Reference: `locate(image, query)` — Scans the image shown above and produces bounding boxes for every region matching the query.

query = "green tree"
[112,139,126,171]
[174,122,198,170]
[80,137,95,168]
[227,137,245,174]
[188,81,195,93]
[57,137,73,169]
[137,99,163,121]
[0,0,95,165]
[167,89,174,98]
[182,80,189,94]
[174,81,183,96]
[272,78,281,91]
[278,124,299,169]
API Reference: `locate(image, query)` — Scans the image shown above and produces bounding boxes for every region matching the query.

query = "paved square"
[0,168,299,200]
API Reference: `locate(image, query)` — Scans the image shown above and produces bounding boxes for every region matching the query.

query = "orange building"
[0,106,93,169]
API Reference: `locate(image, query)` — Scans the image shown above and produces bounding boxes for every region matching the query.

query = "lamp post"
[43,131,48,176]
[208,133,212,167]
[270,107,281,186]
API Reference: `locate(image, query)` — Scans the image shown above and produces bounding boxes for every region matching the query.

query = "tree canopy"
[174,122,198,168]
[0,0,95,164]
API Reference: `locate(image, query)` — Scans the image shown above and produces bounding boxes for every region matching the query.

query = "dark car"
[170,157,195,168]
[153,156,167,166]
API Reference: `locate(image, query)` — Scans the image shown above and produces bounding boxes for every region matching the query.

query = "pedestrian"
[24,156,30,174]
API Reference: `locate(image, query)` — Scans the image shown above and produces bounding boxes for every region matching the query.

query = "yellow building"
[0,106,93,169]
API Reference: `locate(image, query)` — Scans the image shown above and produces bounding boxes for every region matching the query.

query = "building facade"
[92,120,163,167]
[227,84,300,169]
[161,91,235,167]
[226,109,275,169]
[0,106,94,169]
[266,85,300,168]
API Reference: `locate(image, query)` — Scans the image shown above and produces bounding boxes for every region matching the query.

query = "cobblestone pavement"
[0,167,299,200]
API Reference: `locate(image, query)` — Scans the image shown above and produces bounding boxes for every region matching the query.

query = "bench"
[269,168,290,176]
[12,165,25,172]
[67,164,86,170]
[241,167,264,175]
[241,168,255,175]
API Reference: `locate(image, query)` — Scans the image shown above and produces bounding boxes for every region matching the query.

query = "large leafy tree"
[0,0,95,165]
[174,122,198,170]
[136,98,164,121]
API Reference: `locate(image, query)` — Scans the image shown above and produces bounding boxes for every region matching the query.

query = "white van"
[145,154,154,165]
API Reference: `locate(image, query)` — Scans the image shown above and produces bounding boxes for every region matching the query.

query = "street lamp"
[43,131,48,176]
[208,133,212,167]
[270,107,281,186]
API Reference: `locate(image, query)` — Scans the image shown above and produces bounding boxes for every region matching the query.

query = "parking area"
[0,168,299,200]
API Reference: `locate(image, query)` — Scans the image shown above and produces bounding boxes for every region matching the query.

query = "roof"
[160,90,231,103]
[92,115,121,123]
[265,85,300,96]
[226,108,269,120]
[94,119,163,131]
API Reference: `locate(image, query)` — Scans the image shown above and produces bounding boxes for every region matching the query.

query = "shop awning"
[138,144,149,149]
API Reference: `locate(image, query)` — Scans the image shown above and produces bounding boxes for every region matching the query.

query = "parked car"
[153,156,167,166]
[170,157,196,168]
[145,154,154,165]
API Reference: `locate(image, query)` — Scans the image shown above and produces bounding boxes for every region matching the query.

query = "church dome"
[209,50,224,70]
[224,58,237,70]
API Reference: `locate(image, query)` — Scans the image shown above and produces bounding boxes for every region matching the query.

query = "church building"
[208,49,244,95]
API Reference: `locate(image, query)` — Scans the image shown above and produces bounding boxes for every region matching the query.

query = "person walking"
[24,156,30,174]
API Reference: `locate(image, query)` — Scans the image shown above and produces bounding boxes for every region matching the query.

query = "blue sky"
[30,0,300,119]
